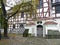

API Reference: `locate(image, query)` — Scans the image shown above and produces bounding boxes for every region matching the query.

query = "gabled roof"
[44,21,57,25]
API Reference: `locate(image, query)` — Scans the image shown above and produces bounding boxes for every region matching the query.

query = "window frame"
[55,5,60,14]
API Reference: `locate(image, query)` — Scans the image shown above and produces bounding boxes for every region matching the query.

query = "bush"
[23,29,29,37]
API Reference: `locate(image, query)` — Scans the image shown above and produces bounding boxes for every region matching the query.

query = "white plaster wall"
[25,25,37,36]
[38,19,60,37]
[45,24,58,35]
[43,25,46,37]
[55,19,60,32]
[25,26,32,33]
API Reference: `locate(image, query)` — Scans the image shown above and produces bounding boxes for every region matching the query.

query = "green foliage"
[0,0,39,37]
[13,1,32,12]
[12,0,39,18]
[12,4,20,13]
[3,0,6,4]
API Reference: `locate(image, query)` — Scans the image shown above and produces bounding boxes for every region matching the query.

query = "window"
[51,0,60,2]
[20,24,24,28]
[51,0,60,13]
[13,24,15,29]
[55,6,60,13]
[37,21,42,24]
[55,0,60,2]
[21,12,24,18]
[51,0,60,3]
[51,0,53,3]
[37,0,43,9]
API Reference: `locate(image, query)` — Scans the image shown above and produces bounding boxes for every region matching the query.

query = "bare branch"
[8,10,18,19]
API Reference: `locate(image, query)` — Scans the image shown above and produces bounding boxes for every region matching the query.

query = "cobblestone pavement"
[0,35,60,45]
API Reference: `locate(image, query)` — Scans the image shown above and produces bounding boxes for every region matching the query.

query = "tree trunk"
[4,19,8,37]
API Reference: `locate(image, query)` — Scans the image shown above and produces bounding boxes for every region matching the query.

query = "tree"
[0,0,39,37]
[0,7,3,29]
[12,0,39,19]
[0,0,19,37]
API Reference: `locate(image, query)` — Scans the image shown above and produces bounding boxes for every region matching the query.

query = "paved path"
[9,36,49,45]
[0,35,60,45]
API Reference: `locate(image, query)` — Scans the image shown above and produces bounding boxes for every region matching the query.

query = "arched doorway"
[37,25,43,37]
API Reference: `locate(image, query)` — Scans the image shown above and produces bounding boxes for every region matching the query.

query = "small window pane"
[55,6,60,13]
[13,24,15,29]
[21,12,24,18]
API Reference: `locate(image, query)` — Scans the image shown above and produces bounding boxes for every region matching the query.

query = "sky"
[5,0,18,10]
